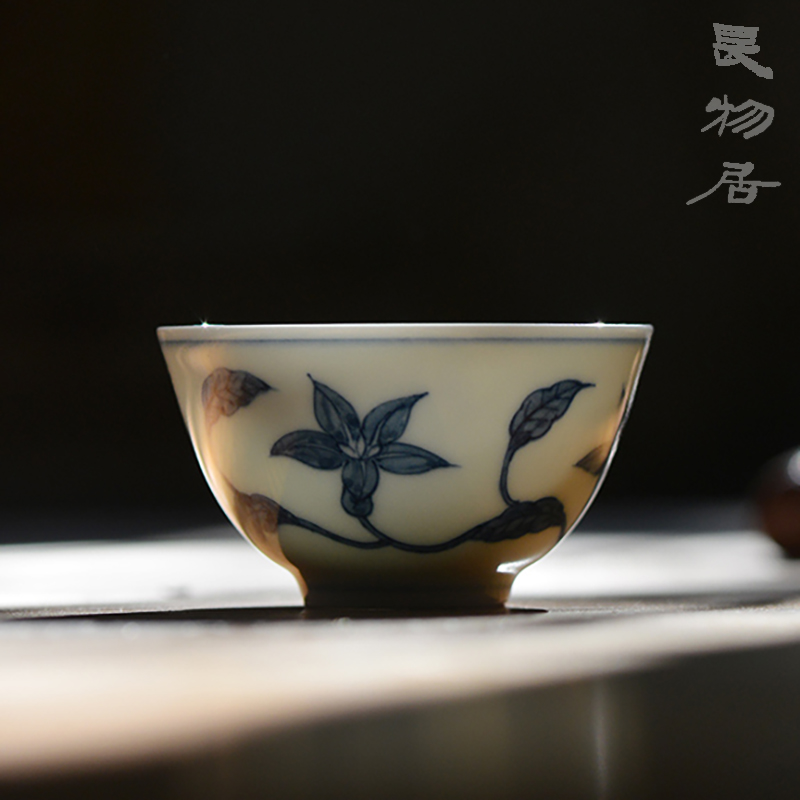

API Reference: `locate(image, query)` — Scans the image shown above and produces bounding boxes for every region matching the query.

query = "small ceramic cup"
[158,323,652,609]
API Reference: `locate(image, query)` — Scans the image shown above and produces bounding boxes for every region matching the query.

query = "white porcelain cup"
[158,323,652,609]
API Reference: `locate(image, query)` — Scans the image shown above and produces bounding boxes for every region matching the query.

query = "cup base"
[303,584,511,612]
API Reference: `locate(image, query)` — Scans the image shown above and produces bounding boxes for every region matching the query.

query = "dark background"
[1,2,798,538]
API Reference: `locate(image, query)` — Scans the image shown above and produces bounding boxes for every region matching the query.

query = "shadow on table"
[8,590,799,625]
[5,604,549,623]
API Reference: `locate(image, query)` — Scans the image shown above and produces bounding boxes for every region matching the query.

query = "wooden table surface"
[4,521,800,799]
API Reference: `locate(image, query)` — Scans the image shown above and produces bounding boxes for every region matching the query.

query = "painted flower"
[271,375,452,518]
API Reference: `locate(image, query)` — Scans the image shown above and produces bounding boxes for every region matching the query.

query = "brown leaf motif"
[231,486,281,551]
[574,441,612,476]
[202,368,272,426]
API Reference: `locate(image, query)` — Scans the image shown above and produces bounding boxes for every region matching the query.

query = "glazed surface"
[161,331,650,606]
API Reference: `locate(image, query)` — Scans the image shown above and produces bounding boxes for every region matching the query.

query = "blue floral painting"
[204,369,594,552]
[271,376,452,519]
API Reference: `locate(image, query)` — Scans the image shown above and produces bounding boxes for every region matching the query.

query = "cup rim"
[157,322,653,343]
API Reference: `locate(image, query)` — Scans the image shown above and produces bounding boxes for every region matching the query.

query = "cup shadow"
[8,604,548,624]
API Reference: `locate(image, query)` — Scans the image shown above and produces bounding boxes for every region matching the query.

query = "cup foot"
[303,584,510,612]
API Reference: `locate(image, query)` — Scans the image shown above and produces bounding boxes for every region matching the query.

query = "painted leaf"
[202,368,272,425]
[270,430,347,469]
[361,393,428,448]
[233,490,281,532]
[342,459,380,500]
[309,375,361,446]
[574,441,612,476]
[466,498,566,543]
[508,379,593,455]
[230,488,281,551]
[375,442,451,475]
